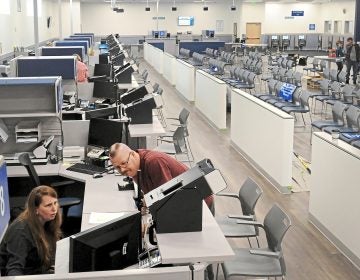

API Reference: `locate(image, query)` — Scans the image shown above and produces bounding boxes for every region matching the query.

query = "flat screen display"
[298,35,305,40]
[282,35,289,40]
[178,16,194,26]
[271,36,278,40]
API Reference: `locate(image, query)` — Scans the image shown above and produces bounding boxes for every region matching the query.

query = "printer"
[124,94,156,124]
[144,159,227,233]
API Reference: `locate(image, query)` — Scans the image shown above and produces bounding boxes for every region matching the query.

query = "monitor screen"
[282,35,289,40]
[178,16,194,26]
[94,64,111,77]
[271,36,278,40]
[159,31,166,37]
[88,118,123,148]
[298,35,305,40]
[69,212,142,272]
[93,81,116,99]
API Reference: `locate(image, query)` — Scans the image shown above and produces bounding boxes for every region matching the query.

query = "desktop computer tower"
[99,53,109,64]
[125,95,156,124]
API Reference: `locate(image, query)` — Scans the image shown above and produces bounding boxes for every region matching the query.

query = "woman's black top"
[0,219,51,276]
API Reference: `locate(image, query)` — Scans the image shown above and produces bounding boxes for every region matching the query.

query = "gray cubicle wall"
[0,77,63,155]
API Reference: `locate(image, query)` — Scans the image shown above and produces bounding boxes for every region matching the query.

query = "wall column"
[355,0,360,42]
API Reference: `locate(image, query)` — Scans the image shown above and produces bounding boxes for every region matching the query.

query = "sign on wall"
[291,11,304,16]
[309,24,316,31]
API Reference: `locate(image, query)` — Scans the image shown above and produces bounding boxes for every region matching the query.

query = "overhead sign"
[152,16,165,20]
[285,16,295,20]
[291,11,304,16]
[309,24,316,30]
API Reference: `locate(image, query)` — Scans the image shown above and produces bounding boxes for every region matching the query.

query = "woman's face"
[36,195,58,224]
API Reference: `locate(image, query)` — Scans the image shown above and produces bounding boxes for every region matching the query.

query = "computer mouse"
[93,173,103,179]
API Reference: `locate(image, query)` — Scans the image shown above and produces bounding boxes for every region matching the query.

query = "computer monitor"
[69,212,142,272]
[88,118,123,148]
[298,35,305,40]
[85,107,117,120]
[93,81,116,99]
[282,35,289,40]
[271,35,278,40]
[94,64,111,77]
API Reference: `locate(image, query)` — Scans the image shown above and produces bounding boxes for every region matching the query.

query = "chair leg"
[247,237,252,248]
[215,263,219,280]
[301,113,306,126]
[255,236,260,248]
[186,137,195,161]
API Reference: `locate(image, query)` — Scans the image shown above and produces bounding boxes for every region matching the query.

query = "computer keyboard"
[66,163,107,175]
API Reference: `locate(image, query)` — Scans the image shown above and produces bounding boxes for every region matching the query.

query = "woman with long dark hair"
[0,185,62,276]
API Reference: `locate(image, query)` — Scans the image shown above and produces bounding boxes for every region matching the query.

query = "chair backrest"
[267,79,278,95]
[263,204,291,252]
[319,79,331,95]
[345,105,360,129]
[319,60,327,71]
[323,68,330,80]
[329,69,338,81]
[238,178,263,216]
[332,101,347,124]
[294,72,303,87]
[18,153,41,188]
[330,81,342,97]
[152,82,160,92]
[300,91,311,108]
[338,71,347,83]
[292,88,302,104]
[178,108,190,125]
[275,81,284,96]
[172,126,187,154]
[342,84,355,103]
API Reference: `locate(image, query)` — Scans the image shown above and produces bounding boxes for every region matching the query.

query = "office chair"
[17,153,81,219]
[1,73,8,77]
[216,177,263,247]
[154,126,193,167]
[218,204,292,280]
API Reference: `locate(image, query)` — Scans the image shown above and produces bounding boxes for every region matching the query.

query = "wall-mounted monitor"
[178,16,195,26]
[298,35,305,40]
[271,35,278,40]
[282,35,289,40]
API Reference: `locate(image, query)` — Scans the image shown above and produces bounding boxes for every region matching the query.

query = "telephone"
[87,148,105,159]
[138,247,162,269]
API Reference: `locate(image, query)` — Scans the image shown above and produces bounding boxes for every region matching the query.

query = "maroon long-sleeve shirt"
[135,149,214,206]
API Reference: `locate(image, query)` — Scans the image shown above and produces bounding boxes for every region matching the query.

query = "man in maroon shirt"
[109,143,214,210]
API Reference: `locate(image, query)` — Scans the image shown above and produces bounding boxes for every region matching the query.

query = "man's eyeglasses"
[118,152,132,168]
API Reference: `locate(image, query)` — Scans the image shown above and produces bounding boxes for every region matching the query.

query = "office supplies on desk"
[66,162,107,175]
[63,146,85,163]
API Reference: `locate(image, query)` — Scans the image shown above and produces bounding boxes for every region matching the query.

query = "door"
[246,23,261,44]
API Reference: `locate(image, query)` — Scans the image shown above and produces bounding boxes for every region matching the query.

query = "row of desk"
[5,162,234,279]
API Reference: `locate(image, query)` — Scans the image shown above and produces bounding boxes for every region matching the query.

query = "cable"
[189,264,194,280]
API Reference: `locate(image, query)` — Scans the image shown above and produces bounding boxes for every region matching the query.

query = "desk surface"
[128,116,166,137]
[7,162,233,266]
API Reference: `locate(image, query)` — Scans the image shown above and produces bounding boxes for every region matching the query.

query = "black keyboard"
[66,163,107,175]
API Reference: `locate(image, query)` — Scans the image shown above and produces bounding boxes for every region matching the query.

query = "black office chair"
[1,73,8,77]
[17,153,81,219]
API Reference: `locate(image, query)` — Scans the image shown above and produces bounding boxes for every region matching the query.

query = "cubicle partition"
[64,37,92,48]
[230,89,294,193]
[0,77,63,156]
[16,56,76,80]
[309,132,360,268]
[40,46,85,61]
[175,59,196,102]
[195,70,227,129]
[148,42,164,51]
[163,52,176,86]
[69,35,93,46]
[55,40,89,54]
[0,156,10,241]
[152,46,164,75]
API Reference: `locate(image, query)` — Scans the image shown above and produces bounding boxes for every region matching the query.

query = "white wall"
[80,2,239,36]
[0,0,82,56]
[238,2,355,35]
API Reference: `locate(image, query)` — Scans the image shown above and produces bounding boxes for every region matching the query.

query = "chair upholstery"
[216,177,263,239]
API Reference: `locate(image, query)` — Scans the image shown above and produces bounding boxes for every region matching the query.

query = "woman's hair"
[73,53,81,62]
[17,186,62,269]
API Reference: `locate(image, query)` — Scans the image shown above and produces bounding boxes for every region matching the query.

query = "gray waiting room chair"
[218,204,292,280]
[216,177,263,247]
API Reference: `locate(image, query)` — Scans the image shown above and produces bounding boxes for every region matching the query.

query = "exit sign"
[291,11,304,16]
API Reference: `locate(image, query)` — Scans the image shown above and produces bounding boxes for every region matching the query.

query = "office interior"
[1,0,360,279]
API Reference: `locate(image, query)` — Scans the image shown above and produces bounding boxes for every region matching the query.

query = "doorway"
[246,22,261,44]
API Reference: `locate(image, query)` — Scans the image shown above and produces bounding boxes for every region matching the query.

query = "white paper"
[89,212,125,224]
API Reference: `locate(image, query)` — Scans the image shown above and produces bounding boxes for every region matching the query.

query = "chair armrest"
[51,180,75,188]
[159,139,173,143]
[166,117,180,121]
[249,249,282,259]
[236,220,263,227]
[216,192,239,199]
[227,214,253,220]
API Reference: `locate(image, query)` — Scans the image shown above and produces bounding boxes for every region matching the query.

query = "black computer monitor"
[93,81,117,99]
[94,64,111,77]
[88,118,123,148]
[298,35,305,40]
[282,35,289,40]
[69,212,142,272]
